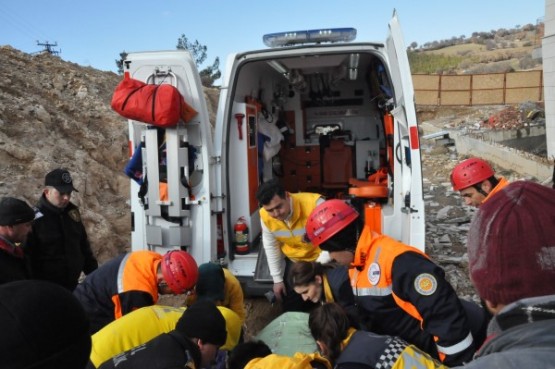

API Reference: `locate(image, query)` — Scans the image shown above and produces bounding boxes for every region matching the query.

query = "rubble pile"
[482,102,545,130]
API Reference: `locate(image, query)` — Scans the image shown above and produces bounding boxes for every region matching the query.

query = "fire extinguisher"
[234,216,250,255]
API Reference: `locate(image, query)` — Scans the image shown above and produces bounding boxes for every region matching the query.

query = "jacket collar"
[493,294,555,333]
[0,236,23,258]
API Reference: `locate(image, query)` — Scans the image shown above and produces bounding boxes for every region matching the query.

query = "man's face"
[9,221,33,243]
[45,187,72,209]
[459,187,486,208]
[198,341,220,368]
[262,194,291,221]
[329,250,354,266]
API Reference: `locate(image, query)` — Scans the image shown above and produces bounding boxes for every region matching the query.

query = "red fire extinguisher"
[234,216,250,255]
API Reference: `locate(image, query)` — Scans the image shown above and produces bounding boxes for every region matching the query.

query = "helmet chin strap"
[473,182,489,197]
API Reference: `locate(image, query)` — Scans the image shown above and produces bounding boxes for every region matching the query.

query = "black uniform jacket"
[0,237,30,284]
[26,195,97,290]
[97,331,201,369]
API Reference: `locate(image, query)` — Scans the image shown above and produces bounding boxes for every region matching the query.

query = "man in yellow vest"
[87,304,241,368]
[256,179,328,311]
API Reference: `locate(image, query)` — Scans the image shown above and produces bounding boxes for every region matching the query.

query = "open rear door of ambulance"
[385,11,426,251]
[125,50,217,264]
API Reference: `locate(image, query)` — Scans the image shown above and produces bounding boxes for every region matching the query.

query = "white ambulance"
[125,11,425,295]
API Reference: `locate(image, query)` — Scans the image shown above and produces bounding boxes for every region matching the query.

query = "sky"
[0,0,545,75]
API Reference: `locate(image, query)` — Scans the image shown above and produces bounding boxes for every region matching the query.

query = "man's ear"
[485,299,504,315]
[315,275,323,285]
[481,179,493,193]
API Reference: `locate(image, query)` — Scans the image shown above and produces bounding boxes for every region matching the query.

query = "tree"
[176,34,220,87]
[115,51,128,75]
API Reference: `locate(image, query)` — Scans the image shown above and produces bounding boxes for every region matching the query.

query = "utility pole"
[36,41,61,56]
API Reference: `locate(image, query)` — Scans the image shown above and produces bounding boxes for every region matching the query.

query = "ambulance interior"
[225,49,398,281]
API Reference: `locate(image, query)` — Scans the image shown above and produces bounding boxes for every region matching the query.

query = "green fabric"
[255,312,318,356]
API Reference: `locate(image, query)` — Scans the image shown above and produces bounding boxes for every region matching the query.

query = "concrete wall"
[543,0,555,159]
[454,135,553,182]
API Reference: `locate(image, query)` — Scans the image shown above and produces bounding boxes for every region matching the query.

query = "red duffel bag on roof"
[111,72,198,127]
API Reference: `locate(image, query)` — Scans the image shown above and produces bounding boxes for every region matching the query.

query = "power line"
[0,3,53,49]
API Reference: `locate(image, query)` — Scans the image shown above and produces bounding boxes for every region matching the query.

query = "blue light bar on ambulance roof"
[263,28,357,47]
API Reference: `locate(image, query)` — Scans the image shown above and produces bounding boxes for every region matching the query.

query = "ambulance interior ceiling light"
[348,53,359,80]
[267,60,289,75]
[263,28,357,48]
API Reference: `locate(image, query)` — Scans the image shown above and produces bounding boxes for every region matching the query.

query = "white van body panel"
[385,12,426,249]
[125,50,216,264]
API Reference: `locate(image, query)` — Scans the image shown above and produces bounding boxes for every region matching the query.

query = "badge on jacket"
[368,262,381,285]
[414,273,437,296]
[68,209,81,222]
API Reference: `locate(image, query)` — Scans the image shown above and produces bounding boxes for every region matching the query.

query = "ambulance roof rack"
[263,28,357,48]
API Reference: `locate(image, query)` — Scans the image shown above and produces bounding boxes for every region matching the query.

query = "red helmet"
[450,158,495,191]
[161,250,198,294]
[306,199,359,247]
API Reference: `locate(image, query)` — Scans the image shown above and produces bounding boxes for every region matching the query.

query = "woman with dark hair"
[308,303,446,369]
[289,261,362,328]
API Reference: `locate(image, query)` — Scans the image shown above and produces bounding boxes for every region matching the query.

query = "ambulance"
[124,11,425,295]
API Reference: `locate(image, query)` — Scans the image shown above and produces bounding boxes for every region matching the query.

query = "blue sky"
[0,0,544,74]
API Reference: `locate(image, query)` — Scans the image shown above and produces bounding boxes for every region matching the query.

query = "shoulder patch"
[368,262,381,286]
[68,209,81,222]
[414,273,437,296]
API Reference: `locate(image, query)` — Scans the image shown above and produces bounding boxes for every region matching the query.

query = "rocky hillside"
[0,46,133,262]
[0,46,221,263]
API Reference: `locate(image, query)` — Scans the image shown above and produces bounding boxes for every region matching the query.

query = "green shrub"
[408,52,465,74]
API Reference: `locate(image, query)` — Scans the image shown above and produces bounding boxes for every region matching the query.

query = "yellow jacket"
[260,192,322,261]
[245,352,331,369]
[89,305,241,368]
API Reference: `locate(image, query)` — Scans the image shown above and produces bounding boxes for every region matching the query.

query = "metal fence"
[413,70,543,106]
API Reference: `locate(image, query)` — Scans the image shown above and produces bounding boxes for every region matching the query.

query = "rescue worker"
[228,341,272,369]
[309,302,446,369]
[289,261,360,327]
[451,181,555,368]
[97,300,227,369]
[26,168,98,290]
[1,280,91,369]
[256,178,328,311]
[0,197,35,284]
[305,199,487,366]
[73,249,198,334]
[88,305,241,368]
[450,157,508,207]
[187,262,246,324]
[243,352,331,369]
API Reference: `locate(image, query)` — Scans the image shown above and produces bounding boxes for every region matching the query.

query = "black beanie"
[0,280,91,369]
[0,197,35,226]
[176,300,227,346]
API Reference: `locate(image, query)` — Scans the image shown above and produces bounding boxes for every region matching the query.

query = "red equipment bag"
[111,72,198,127]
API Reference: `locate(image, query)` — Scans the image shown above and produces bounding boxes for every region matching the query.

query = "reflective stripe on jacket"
[260,192,321,261]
